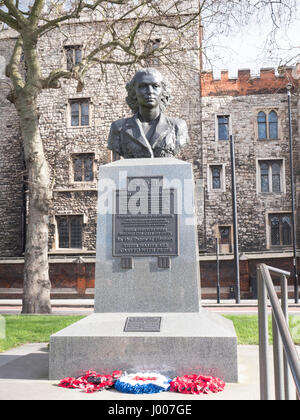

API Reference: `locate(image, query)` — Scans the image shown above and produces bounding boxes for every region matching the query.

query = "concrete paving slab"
[1,342,295,400]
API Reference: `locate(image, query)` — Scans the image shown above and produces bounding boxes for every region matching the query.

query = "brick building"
[0,15,299,299]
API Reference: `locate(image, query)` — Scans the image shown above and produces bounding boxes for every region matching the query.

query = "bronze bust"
[107,68,189,159]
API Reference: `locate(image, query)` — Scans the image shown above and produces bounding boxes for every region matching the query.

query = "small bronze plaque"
[124,317,161,332]
[121,257,133,270]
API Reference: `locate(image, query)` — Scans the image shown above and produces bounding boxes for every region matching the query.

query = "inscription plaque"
[113,177,178,257]
[124,317,162,332]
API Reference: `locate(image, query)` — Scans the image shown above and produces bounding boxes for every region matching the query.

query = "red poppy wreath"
[58,369,122,393]
[170,374,225,395]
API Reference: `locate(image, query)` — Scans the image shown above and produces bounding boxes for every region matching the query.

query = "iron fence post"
[257,265,271,400]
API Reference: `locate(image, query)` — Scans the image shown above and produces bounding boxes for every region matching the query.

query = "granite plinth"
[94,158,201,313]
[49,310,238,382]
[49,158,238,383]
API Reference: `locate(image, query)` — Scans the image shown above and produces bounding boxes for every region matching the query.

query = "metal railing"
[257,263,300,400]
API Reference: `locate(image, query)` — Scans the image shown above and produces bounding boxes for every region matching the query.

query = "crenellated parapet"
[201,66,300,96]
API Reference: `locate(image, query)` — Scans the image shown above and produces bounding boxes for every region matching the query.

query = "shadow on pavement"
[0,347,49,380]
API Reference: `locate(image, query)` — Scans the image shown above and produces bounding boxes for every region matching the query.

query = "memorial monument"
[49,68,238,382]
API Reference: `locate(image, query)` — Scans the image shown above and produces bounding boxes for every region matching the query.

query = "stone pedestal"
[49,158,238,382]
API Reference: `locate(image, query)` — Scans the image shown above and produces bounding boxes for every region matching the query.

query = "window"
[73,154,94,182]
[70,99,89,127]
[257,110,278,140]
[259,160,283,193]
[56,216,83,249]
[64,46,82,71]
[258,112,267,139]
[268,111,278,139]
[209,165,223,190]
[269,214,292,246]
[217,115,230,140]
[218,226,232,253]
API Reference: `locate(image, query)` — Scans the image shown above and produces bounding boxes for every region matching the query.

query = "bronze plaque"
[113,177,178,257]
[124,317,161,332]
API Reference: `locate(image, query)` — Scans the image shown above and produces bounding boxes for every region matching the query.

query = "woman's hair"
[125,68,172,113]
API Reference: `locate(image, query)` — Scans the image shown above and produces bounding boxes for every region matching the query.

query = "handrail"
[257,263,300,400]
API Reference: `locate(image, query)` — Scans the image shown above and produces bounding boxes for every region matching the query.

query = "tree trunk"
[16,92,52,314]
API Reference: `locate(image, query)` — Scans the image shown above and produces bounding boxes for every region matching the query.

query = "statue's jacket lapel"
[120,113,175,158]
[121,114,153,158]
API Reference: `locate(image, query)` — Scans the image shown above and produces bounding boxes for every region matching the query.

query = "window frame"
[68,98,90,128]
[256,108,280,141]
[207,163,226,192]
[216,225,233,254]
[71,153,95,183]
[55,215,86,250]
[64,45,82,71]
[215,114,231,141]
[266,212,292,248]
[257,159,285,194]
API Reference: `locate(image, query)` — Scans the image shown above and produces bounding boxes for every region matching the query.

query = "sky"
[203,3,300,78]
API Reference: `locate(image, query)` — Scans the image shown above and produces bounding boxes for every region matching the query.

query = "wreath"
[170,374,225,395]
[58,369,122,393]
[114,372,171,394]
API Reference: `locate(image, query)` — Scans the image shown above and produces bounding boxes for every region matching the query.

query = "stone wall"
[0,37,25,257]
[0,15,202,258]
[200,92,298,253]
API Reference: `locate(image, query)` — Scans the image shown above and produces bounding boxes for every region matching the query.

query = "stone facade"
[0,14,201,259]
[198,69,300,297]
[0,37,25,257]
[200,69,299,252]
[0,14,299,298]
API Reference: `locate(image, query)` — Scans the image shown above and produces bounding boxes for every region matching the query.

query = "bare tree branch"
[7,36,24,92]
[0,7,21,30]
[3,0,27,27]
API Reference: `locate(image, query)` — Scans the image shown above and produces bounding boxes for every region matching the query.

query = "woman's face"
[134,71,163,109]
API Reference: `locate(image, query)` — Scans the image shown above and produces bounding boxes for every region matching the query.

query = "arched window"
[270,215,280,245]
[282,215,292,245]
[257,112,267,139]
[268,110,278,139]
[257,110,279,140]
[269,214,292,246]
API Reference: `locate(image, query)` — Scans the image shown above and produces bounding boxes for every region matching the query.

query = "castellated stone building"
[0,13,299,299]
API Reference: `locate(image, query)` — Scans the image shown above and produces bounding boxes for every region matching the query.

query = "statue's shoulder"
[165,115,189,147]
[110,116,134,132]
[165,115,188,130]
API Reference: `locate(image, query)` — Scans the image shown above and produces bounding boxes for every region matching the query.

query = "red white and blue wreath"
[114,372,171,394]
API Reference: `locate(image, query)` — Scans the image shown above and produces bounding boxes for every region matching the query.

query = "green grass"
[224,315,300,345]
[224,315,270,345]
[0,314,299,352]
[0,315,85,352]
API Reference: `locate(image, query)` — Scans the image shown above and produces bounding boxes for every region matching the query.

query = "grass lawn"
[0,314,299,352]
[0,315,85,352]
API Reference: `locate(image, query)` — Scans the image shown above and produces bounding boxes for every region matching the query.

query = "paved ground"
[1,299,300,315]
[0,343,276,401]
